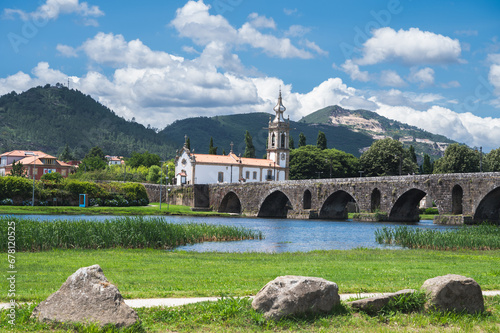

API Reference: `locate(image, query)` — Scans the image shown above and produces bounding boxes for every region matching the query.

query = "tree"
[9,160,26,177]
[421,153,433,174]
[41,172,63,182]
[485,147,500,172]
[186,137,191,150]
[80,146,107,171]
[289,145,360,180]
[243,130,256,158]
[433,144,480,174]
[127,151,161,168]
[208,137,217,155]
[298,132,306,147]
[360,138,418,176]
[146,165,161,183]
[408,145,417,164]
[289,136,295,150]
[59,144,74,162]
[316,131,327,150]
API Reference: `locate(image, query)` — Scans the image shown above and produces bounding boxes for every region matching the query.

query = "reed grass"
[0,216,263,252]
[375,224,500,250]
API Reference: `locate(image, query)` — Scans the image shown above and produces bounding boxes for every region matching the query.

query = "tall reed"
[0,216,263,252]
[375,224,500,250]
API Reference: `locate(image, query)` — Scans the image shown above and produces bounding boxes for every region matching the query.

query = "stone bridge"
[146,172,500,223]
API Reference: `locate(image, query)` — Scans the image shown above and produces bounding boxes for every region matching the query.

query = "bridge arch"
[319,190,356,220]
[389,188,427,222]
[474,186,500,223]
[218,191,241,214]
[452,185,463,215]
[303,190,312,209]
[371,188,381,212]
[258,190,293,218]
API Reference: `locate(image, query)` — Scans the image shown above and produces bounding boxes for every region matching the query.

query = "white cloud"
[303,40,328,57]
[379,70,406,87]
[171,0,316,59]
[356,27,462,66]
[56,44,78,57]
[283,8,298,16]
[340,60,370,82]
[441,80,461,89]
[488,54,500,96]
[408,67,435,87]
[284,25,311,37]
[3,0,103,22]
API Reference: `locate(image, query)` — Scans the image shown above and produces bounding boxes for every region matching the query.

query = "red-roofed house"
[0,150,73,180]
[174,91,290,185]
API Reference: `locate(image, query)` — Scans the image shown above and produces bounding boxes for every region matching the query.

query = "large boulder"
[252,275,340,320]
[421,274,484,313]
[347,289,416,313]
[31,265,139,328]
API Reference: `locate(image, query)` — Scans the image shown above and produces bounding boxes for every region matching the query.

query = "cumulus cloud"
[339,60,370,82]
[488,54,500,95]
[379,70,406,87]
[408,67,435,87]
[284,25,311,37]
[3,0,103,23]
[56,44,78,57]
[170,0,320,59]
[355,27,462,66]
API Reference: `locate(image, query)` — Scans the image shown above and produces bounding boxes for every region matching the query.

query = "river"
[2,214,457,253]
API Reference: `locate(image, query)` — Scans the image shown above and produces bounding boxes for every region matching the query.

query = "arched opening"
[319,190,356,220]
[371,188,381,212]
[218,191,241,214]
[280,133,286,148]
[258,191,293,218]
[303,190,312,209]
[271,133,276,147]
[474,187,500,224]
[389,188,427,222]
[452,185,463,215]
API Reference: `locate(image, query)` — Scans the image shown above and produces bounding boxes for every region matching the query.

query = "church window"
[245,171,250,179]
[218,172,224,183]
[271,133,276,147]
[280,133,286,148]
[253,171,257,179]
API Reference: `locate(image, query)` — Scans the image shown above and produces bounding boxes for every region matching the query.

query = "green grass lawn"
[3,248,500,303]
[0,204,228,216]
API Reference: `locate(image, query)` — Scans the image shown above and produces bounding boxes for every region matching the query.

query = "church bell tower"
[267,89,290,180]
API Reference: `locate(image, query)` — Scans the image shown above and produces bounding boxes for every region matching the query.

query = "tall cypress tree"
[289,135,295,150]
[298,132,306,147]
[208,137,217,155]
[243,131,256,158]
[186,137,191,150]
[317,131,327,150]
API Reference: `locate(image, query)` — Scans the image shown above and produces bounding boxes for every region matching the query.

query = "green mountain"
[159,113,374,157]
[0,85,176,159]
[299,105,455,158]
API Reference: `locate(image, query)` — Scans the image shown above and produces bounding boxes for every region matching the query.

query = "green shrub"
[0,176,33,200]
[63,179,102,198]
[40,172,63,182]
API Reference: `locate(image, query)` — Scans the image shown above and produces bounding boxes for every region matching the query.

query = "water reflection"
[1,214,456,253]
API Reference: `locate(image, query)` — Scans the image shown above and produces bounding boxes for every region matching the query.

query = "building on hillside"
[174,90,290,185]
[105,155,124,165]
[0,150,73,179]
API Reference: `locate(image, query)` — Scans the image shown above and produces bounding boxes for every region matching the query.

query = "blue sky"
[1,0,500,150]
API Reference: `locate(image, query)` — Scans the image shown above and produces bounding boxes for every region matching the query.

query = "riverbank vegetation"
[375,224,500,250]
[0,216,261,252]
[3,295,499,332]
[4,248,499,303]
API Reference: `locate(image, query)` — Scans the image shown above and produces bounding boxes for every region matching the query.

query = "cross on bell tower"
[266,88,290,180]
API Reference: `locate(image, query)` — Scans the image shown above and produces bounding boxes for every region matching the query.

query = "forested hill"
[159,113,374,157]
[300,105,455,158]
[0,85,176,159]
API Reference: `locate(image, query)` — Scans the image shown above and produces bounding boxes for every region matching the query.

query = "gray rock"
[31,265,139,328]
[421,274,484,313]
[252,275,340,320]
[347,289,416,313]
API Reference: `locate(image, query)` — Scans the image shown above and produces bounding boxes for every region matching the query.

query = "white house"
[174,90,290,185]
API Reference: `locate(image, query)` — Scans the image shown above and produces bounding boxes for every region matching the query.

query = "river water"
[2,214,456,253]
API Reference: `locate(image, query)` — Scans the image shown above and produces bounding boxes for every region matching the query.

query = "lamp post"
[359,170,364,178]
[24,152,37,206]
[167,188,171,211]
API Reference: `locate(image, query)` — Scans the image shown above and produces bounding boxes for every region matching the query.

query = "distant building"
[105,155,124,165]
[0,150,73,179]
[174,90,290,185]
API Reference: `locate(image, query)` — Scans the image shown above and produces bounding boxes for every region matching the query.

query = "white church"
[174,91,290,185]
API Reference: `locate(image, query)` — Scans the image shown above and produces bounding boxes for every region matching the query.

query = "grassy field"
[0,203,228,216]
[3,248,500,303]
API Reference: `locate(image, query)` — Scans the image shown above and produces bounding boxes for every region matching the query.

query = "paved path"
[3,291,499,309]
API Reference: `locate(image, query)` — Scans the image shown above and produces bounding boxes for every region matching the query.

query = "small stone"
[421,274,484,313]
[347,289,416,313]
[31,265,139,328]
[252,275,340,320]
